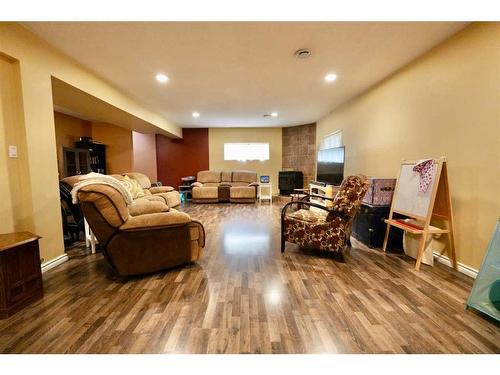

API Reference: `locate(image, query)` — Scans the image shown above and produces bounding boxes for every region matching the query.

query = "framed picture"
[260,175,270,183]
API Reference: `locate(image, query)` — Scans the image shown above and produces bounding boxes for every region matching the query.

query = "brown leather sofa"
[192,170,259,203]
[77,183,205,276]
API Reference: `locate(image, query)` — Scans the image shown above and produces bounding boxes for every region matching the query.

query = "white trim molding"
[41,253,69,274]
[433,252,478,279]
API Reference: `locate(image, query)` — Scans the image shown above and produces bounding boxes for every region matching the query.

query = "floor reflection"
[221,218,272,255]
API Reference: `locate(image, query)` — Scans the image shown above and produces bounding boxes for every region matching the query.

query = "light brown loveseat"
[77,183,204,276]
[192,170,259,203]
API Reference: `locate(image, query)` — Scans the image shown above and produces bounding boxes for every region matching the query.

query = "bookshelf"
[75,139,106,174]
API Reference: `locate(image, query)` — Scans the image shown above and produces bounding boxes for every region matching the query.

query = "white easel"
[382,157,457,271]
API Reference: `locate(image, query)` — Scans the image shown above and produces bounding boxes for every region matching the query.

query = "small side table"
[0,232,43,318]
[259,183,272,204]
[178,185,193,202]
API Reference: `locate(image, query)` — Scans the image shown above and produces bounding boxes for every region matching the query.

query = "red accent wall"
[156,128,209,188]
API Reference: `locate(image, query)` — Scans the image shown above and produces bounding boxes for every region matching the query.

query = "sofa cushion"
[120,211,191,231]
[120,175,146,199]
[77,185,129,227]
[129,199,169,216]
[232,170,257,183]
[201,182,221,187]
[192,186,218,199]
[154,191,181,208]
[330,175,370,220]
[221,171,232,183]
[230,186,256,199]
[125,172,152,189]
[150,186,174,194]
[140,195,165,203]
[197,170,221,183]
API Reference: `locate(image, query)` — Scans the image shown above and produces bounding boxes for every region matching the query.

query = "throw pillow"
[119,175,145,199]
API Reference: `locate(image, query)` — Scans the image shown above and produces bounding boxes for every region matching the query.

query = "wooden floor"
[0,202,498,353]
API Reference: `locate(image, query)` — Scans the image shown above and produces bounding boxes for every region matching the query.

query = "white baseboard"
[41,253,69,273]
[433,252,478,279]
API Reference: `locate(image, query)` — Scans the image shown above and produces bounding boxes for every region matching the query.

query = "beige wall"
[0,23,180,264]
[209,128,282,194]
[53,111,92,178]
[91,122,134,175]
[0,54,34,235]
[54,113,158,179]
[132,132,158,182]
[317,23,500,270]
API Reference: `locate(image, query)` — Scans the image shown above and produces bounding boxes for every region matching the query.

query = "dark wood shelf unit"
[62,147,91,177]
[75,140,106,174]
[0,232,43,319]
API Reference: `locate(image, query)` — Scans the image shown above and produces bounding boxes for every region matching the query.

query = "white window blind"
[320,130,342,150]
[224,143,270,161]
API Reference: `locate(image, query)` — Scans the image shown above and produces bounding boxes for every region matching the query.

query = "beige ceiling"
[24,22,467,128]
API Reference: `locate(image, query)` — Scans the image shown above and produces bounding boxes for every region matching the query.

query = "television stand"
[309,182,340,210]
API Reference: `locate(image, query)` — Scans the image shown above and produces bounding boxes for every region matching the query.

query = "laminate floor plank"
[0,202,498,353]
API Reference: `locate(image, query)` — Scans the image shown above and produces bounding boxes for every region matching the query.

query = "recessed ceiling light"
[271,112,279,117]
[155,73,169,83]
[192,112,200,118]
[324,73,337,82]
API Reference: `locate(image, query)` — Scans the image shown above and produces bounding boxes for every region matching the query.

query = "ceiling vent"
[294,48,311,59]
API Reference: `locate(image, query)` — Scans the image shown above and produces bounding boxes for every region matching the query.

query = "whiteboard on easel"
[392,162,438,219]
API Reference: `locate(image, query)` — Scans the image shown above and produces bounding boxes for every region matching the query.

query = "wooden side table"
[0,232,43,318]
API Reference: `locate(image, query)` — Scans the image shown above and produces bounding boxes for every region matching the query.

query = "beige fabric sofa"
[125,172,181,208]
[192,170,258,203]
[77,183,204,276]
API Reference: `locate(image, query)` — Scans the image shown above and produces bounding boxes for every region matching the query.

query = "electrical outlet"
[8,145,18,158]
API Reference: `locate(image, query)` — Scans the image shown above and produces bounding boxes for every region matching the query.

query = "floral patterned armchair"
[281,175,369,255]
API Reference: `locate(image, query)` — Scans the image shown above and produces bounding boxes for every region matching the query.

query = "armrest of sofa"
[191,182,203,188]
[189,220,206,248]
[129,199,169,216]
[249,182,260,187]
[120,211,191,231]
[150,186,174,194]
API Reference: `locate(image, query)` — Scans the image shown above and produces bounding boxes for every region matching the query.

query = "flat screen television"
[316,146,345,185]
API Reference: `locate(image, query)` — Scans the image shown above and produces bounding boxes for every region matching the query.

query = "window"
[320,130,342,150]
[224,143,270,161]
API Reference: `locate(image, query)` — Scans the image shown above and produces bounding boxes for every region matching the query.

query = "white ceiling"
[24,22,467,128]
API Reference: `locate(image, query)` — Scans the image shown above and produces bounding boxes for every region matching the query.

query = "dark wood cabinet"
[0,232,43,318]
[352,204,404,253]
[63,147,91,177]
[75,140,106,174]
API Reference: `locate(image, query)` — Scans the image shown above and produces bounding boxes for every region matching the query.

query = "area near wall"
[156,128,209,188]
[316,22,500,270]
[282,123,316,187]
[54,111,159,180]
[209,127,282,194]
[0,54,34,235]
